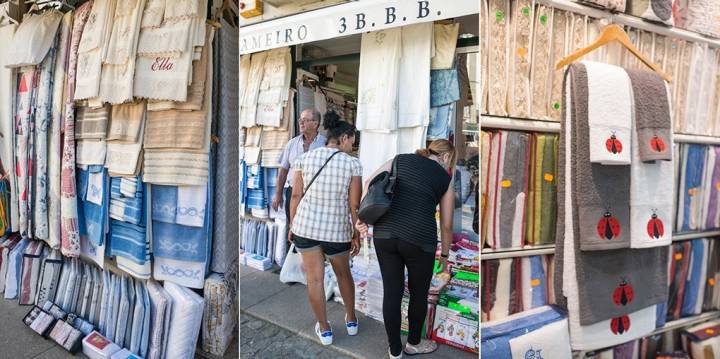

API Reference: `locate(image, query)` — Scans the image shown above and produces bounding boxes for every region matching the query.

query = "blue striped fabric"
[109,220,148,265]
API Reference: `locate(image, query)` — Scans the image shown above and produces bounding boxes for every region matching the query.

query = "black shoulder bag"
[358,156,398,224]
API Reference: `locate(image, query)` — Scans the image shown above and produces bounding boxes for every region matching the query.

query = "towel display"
[163,281,205,359]
[481,256,552,321]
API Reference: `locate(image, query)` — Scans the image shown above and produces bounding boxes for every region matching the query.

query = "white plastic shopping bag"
[279,244,306,285]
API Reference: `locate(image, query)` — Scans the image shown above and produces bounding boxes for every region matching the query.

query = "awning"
[239,0,478,55]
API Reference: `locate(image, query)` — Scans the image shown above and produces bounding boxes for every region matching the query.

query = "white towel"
[358,126,426,178]
[562,81,656,350]
[163,281,205,359]
[87,171,104,205]
[133,51,192,102]
[77,140,107,166]
[3,11,63,68]
[74,0,116,100]
[239,52,266,128]
[509,319,572,359]
[356,28,402,131]
[120,178,138,198]
[154,257,206,289]
[630,104,674,248]
[583,61,633,165]
[0,24,18,231]
[176,185,206,228]
[105,115,145,176]
[398,23,433,128]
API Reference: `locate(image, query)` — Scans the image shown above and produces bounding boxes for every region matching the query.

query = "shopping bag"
[279,244,306,285]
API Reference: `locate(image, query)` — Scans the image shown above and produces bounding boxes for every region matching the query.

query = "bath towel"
[626,0,674,25]
[144,109,208,149]
[147,280,172,359]
[681,239,708,317]
[4,10,63,68]
[494,131,530,249]
[108,102,145,142]
[555,64,662,350]
[584,61,633,165]
[626,69,673,162]
[75,105,110,140]
[176,185,206,228]
[481,306,567,357]
[676,144,707,232]
[398,23,432,128]
[356,28,401,131]
[163,281,205,359]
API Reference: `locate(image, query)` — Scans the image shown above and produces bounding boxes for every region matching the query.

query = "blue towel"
[428,102,454,140]
[109,220,148,265]
[130,280,145,355]
[153,221,207,262]
[246,189,267,209]
[679,145,707,231]
[529,256,547,309]
[78,166,110,246]
[430,65,460,107]
[481,306,565,357]
[682,239,706,317]
[152,185,178,224]
[139,280,150,358]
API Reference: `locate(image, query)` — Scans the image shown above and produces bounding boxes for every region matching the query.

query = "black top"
[373,154,452,253]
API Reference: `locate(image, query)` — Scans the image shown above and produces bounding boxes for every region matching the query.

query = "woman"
[356,140,456,358]
[288,112,362,346]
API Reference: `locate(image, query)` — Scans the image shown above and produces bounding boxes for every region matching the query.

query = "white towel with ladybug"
[626,69,674,248]
[584,61,633,165]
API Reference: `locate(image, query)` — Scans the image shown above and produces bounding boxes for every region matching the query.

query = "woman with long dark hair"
[356,140,456,358]
[288,112,363,346]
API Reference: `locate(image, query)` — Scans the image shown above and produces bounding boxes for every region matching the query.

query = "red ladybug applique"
[597,211,621,240]
[650,135,666,153]
[606,133,623,154]
[610,315,631,335]
[612,279,634,306]
[647,211,664,239]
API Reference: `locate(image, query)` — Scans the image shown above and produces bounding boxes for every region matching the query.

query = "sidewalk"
[240,266,477,359]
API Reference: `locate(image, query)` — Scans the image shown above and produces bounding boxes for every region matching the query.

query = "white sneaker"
[404,339,438,355]
[315,322,333,346]
[388,347,403,358]
[345,314,358,336]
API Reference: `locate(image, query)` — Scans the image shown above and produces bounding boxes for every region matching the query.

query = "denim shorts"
[292,234,351,257]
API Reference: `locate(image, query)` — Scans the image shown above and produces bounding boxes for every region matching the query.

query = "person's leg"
[327,252,357,324]
[284,186,293,254]
[399,241,436,347]
[299,247,330,332]
[374,238,405,356]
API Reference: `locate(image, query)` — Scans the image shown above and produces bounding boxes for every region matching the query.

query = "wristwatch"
[440,253,449,258]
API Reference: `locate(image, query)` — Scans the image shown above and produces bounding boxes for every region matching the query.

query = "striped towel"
[143,109,207,149]
[109,220,148,265]
[121,177,140,198]
[75,104,110,140]
[143,150,209,186]
[108,102,145,142]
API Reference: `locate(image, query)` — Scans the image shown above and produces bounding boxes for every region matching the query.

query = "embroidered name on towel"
[151,57,174,71]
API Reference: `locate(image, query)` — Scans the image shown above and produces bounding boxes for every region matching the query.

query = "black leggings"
[374,238,435,356]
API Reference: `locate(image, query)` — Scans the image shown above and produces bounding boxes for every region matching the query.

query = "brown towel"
[108,102,145,142]
[143,109,207,149]
[75,105,110,140]
[626,69,673,162]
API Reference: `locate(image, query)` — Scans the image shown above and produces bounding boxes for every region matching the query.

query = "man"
[272,108,327,221]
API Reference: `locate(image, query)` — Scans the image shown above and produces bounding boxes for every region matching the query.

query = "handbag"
[358,156,398,224]
[279,244,307,285]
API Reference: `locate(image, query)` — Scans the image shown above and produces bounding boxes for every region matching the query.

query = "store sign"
[239,0,478,54]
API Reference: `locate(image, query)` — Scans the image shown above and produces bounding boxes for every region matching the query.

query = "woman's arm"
[349,176,362,255]
[362,159,393,195]
[438,181,455,271]
[289,171,304,226]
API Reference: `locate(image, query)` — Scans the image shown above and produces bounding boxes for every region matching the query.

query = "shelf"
[538,0,720,48]
[674,134,720,145]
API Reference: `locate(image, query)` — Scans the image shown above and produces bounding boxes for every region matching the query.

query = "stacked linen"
[554,62,668,351]
[75,105,109,166]
[255,48,292,127]
[164,281,205,359]
[108,177,151,279]
[525,134,559,246]
[152,184,211,289]
[19,240,46,305]
[481,306,572,358]
[483,131,531,249]
[676,144,707,232]
[681,320,720,358]
[202,268,239,356]
[77,166,110,268]
[625,0,674,25]
[0,235,22,293]
[106,102,146,176]
[74,0,116,101]
[480,256,551,321]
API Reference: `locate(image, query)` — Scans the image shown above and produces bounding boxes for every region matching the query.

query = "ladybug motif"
[596,211,621,240]
[605,133,623,154]
[647,211,665,239]
[610,315,631,335]
[612,279,635,306]
[650,135,666,153]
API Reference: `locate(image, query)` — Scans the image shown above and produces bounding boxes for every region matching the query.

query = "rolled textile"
[626,0,674,25]
[355,28,401,131]
[4,10,63,68]
[676,144,707,232]
[15,68,37,237]
[34,249,63,305]
[202,269,239,356]
[163,281,205,359]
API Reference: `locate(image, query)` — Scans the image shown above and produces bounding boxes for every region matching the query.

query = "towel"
[481,306,567,357]
[144,109,208,149]
[497,131,530,249]
[133,51,192,102]
[109,220,148,267]
[430,65,461,108]
[75,105,110,140]
[3,10,63,68]
[74,0,116,100]
[19,240,45,305]
[110,194,144,225]
[35,249,63,306]
[431,23,459,70]
[147,280,172,359]
[522,256,547,310]
[681,239,709,317]
[163,281,205,359]
[356,28,401,131]
[201,270,239,356]
[239,53,265,128]
[176,186,206,227]
[677,145,707,232]
[626,0,674,25]
[626,71,674,248]
[583,61,633,165]
[79,167,109,247]
[555,64,662,350]
[256,48,291,127]
[120,177,140,198]
[509,319,572,359]
[152,185,177,224]
[627,70,673,162]
[108,102,145,142]
[701,148,718,230]
[397,23,432,128]
[106,119,146,177]
[703,240,720,312]
[526,134,559,246]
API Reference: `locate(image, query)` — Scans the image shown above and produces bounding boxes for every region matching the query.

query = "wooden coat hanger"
[555,24,672,83]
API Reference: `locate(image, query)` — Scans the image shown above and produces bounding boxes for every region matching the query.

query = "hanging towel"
[106,119,146,177]
[133,50,192,102]
[176,186,206,227]
[682,239,708,317]
[431,23,459,70]
[141,0,165,28]
[108,102,145,142]
[109,220,148,268]
[74,0,116,100]
[256,48,291,127]
[583,61,633,165]
[146,280,172,359]
[398,23,432,128]
[481,306,567,357]
[677,145,707,232]
[430,65,461,108]
[239,53,265,128]
[151,185,177,224]
[75,105,110,140]
[626,69,673,162]
[356,28,402,131]
[120,177,140,198]
[163,281,205,359]
[144,109,208,149]
[4,10,63,68]
[626,0,674,25]
[427,103,454,140]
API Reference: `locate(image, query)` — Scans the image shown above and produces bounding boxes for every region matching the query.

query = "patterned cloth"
[291,147,362,243]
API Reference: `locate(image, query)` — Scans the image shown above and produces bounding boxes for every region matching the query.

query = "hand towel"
[430,65,461,108]
[521,256,548,310]
[239,53,265,128]
[627,70,673,164]
[555,64,662,350]
[356,28,401,131]
[120,177,140,198]
[35,249,63,306]
[481,306,566,357]
[583,61,633,165]
[256,48,291,127]
[677,145,707,232]
[75,105,110,140]
[147,280,172,359]
[136,16,193,55]
[147,37,210,112]
[4,238,29,299]
[74,0,116,100]
[106,116,146,177]
[497,131,530,249]
[681,239,708,317]
[143,109,208,149]
[176,185,206,227]
[202,270,239,356]
[19,241,45,305]
[110,196,144,225]
[61,1,94,258]
[626,0,674,25]
[141,0,165,28]
[108,102,144,141]
[427,103,454,140]
[79,167,109,247]
[163,281,205,359]
[152,185,177,224]
[509,319,572,359]
[109,220,148,267]
[133,51,192,102]
[3,10,63,68]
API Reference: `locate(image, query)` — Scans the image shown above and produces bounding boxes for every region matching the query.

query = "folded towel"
[627,70,673,162]
[147,280,172,359]
[489,259,512,320]
[143,150,209,186]
[522,256,548,310]
[626,0,674,25]
[152,185,178,224]
[75,105,110,140]
[665,242,691,321]
[481,306,566,357]
[681,239,708,317]
[105,119,145,177]
[79,167,109,247]
[108,102,145,142]
[144,109,207,150]
[583,61,633,165]
[176,186,206,227]
[163,281,205,359]
[510,319,572,359]
[109,220,148,265]
[677,145,707,231]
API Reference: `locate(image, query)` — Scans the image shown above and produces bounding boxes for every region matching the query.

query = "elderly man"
[272,108,327,221]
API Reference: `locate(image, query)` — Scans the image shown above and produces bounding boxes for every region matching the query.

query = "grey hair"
[302,108,322,122]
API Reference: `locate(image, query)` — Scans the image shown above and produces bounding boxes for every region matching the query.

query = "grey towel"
[626,69,672,162]
[210,19,240,274]
[626,0,673,25]
[555,63,668,326]
[498,131,530,248]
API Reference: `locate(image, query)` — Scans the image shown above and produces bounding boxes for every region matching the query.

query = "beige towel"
[75,105,110,140]
[106,114,145,176]
[76,140,107,166]
[431,23,459,70]
[134,51,192,101]
[137,17,193,55]
[163,0,199,20]
[144,109,207,149]
[244,127,262,147]
[108,102,145,142]
[260,130,289,150]
[141,0,165,28]
[74,0,117,100]
[143,150,208,185]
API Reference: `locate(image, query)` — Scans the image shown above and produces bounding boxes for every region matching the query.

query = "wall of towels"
[0,1,239,357]
[480,1,720,137]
